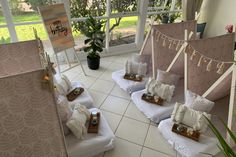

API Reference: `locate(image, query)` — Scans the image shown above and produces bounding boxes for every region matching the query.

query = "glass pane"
[8,0,54,23]
[0,28,11,44]
[109,16,137,47]
[70,0,106,18]
[72,20,106,51]
[111,0,138,14]
[0,3,7,25]
[148,0,166,12]
[15,23,47,41]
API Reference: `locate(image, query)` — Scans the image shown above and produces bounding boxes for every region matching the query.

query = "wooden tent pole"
[140,17,155,55]
[184,29,188,96]
[151,28,156,78]
[227,50,236,145]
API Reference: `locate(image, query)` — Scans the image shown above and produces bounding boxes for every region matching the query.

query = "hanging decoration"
[153,29,235,75]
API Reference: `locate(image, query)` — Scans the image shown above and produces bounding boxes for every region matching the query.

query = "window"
[109,16,138,47]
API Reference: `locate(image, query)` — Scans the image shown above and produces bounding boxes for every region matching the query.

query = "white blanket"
[112,69,148,93]
[158,119,220,157]
[66,108,115,157]
[131,79,184,123]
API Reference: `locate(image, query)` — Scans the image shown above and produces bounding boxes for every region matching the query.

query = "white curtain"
[182,0,203,21]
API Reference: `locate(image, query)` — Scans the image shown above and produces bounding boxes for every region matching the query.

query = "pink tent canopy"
[186,33,235,101]
[141,21,197,77]
[0,40,68,157]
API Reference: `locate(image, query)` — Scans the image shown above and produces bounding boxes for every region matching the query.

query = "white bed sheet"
[131,80,184,123]
[158,118,220,157]
[112,69,148,93]
[66,108,115,157]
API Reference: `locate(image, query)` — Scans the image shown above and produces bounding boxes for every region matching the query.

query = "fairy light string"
[153,29,235,74]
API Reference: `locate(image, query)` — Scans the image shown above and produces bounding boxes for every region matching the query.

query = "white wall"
[199,0,236,40]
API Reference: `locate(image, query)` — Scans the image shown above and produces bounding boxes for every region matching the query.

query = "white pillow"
[54,75,72,95]
[171,103,211,133]
[146,78,156,95]
[153,81,175,102]
[66,104,90,139]
[156,69,181,86]
[56,95,73,135]
[185,90,215,113]
[125,60,147,76]
[146,78,175,102]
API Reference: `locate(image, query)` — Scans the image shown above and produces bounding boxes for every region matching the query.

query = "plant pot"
[87,56,100,70]
[162,16,169,24]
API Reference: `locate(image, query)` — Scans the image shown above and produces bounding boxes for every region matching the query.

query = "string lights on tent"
[153,29,235,74]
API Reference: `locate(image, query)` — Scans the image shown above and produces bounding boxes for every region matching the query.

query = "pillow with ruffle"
[66,104,90,139]
[146,78,175,102]
[56,95,73,135]
[125,60,147,76]
[171,103,211,133]
[54,75,72,96]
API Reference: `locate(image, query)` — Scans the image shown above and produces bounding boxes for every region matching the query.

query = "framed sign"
[38,3,75,53]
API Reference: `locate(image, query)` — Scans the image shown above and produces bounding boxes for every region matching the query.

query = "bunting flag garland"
[153,29,235,75]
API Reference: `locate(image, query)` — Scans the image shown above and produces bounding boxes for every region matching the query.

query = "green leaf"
[84,39,91,45]
[219,117,236,144]
[205,116,236,156]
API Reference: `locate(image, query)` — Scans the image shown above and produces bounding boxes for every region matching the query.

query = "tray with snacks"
[172,123,200,141]
[88,111,100,133]
[141,93,164,106]
[123,73,143,82]
[66,87,84,101]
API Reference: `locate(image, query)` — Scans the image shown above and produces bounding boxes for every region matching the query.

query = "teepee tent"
[0,39,68,157]
[131,21,197,123]
[186,32,236,141]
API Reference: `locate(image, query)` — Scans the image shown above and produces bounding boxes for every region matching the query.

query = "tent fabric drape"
[182,0,203,21]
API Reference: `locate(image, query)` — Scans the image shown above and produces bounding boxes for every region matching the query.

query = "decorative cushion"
[185,90,215,113]
[54,75,72,96]
[125,60,147,76]
[66,104,90,139]
[56,95,73,135]
[156,69,181,86]
[146,78,175,102]
[171,103,211,133]
[197,23,206,39]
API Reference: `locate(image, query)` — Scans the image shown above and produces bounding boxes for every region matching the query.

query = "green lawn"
[0,13,138,42]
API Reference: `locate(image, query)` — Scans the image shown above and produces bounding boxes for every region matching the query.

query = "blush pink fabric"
[186,33,235,101]
[148,21,197,78]
[0,40,42,78]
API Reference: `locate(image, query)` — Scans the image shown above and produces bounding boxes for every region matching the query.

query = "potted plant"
[204,111,236,156]
[80,16,105,70]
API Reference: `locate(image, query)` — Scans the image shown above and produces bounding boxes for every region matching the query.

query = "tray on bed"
[123,73,143,82]
[172,123,200,141]
[66,87,84,101]
[141,93,164,106]
[88,112,100,133]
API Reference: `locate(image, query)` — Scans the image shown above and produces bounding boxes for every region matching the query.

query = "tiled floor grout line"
[138,122,151,157]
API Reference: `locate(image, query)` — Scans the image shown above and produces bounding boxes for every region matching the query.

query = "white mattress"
[66,108,115,157]
[158,119,220,157]
[131,80,184,123]
[69,82,94,109]
[112,69,148,93]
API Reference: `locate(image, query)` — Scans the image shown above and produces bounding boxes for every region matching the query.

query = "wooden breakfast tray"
[123,73,143,82]
[66,87,84,101]
[172,123,200,141]
[141,93,164,106]
[88,112,100,133]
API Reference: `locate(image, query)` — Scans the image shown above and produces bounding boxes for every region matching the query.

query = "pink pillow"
[156,69,181,86]
[185,90,215,113]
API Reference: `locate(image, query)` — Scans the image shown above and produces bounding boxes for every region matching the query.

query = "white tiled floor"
[62,53,179,157]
